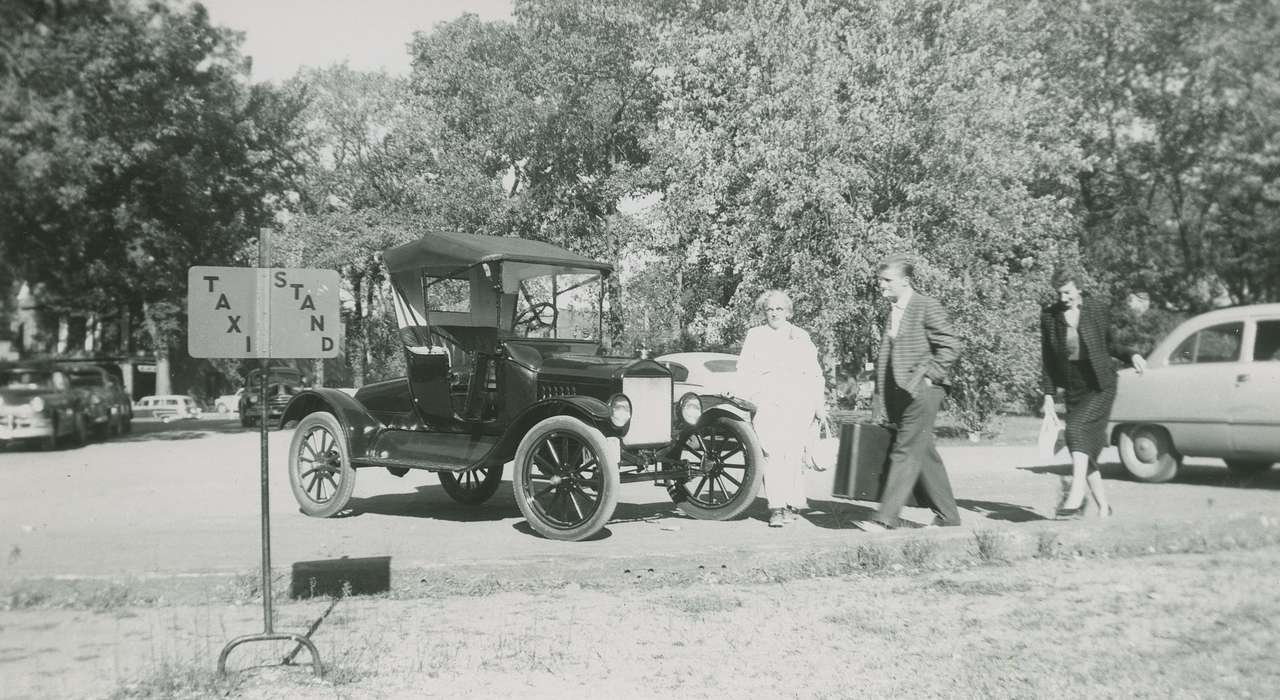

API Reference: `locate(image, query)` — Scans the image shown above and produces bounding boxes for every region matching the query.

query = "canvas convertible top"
[381,231,613,279]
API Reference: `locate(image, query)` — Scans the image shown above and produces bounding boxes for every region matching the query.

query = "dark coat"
[1040,296,1133,394]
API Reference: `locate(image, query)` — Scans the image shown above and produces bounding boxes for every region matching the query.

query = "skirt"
[1063,360,1115,469]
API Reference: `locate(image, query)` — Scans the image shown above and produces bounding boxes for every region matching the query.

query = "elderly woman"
[735,290,827,527]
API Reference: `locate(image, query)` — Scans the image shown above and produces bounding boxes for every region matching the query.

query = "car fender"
[281,388,382,456]
[486,396,618,468]
[696,394,755,423]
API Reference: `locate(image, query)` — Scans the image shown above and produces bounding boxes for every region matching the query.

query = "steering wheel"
[515,302,558,330]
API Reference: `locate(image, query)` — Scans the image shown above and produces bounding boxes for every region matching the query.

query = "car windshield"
[1,370,53,389]
[704,359,738,373]
[514,273,603,341]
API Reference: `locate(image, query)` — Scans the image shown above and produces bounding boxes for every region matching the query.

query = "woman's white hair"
[754,289,794,317]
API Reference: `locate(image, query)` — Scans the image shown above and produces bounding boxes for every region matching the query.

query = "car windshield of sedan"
[1,370,53,390]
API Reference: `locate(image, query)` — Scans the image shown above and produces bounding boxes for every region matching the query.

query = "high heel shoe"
[1055,503,1086,520]
[1055,494,1087,520]
[1098,505,1114,519]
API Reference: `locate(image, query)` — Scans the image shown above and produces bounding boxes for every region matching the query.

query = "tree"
[1039,0,1280,309]
[0,0,305,392]
[641,0,1084,430]
[409,0,663,339]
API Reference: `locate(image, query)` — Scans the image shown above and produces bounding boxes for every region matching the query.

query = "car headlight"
[29,396,45,413]
[678,392,703,426]
[608,394,632,428]
[247,395,259,404]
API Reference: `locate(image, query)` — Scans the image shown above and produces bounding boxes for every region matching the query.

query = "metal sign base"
[217,632,321,677]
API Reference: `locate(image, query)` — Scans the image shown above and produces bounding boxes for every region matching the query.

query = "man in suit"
[857,255,963,531]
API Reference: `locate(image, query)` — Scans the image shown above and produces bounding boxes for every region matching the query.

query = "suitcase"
[831,421,919,506]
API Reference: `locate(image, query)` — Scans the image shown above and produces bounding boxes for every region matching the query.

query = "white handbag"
[802,416,836,472]
[1037,411,1068,465]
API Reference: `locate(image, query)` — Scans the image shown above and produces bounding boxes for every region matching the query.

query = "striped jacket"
[874,291,962,415]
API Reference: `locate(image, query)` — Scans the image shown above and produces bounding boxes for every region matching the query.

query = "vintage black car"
[0,364,89,450]
[240,367,305,428]
[65,364,132,437]
[281,231,763,540]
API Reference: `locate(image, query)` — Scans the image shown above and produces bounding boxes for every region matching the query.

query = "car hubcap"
[297,427,343,503]
[1134,434,1158,462]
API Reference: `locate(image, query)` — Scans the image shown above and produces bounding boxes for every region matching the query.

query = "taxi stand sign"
[188,266,341,359]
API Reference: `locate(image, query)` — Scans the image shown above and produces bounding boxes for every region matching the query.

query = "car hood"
[536,355,668,383]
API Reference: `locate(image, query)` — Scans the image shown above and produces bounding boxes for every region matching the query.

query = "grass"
[972,528,1009,563]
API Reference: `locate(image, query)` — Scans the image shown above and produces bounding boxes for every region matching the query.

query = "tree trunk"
[350,272,365,387]
[142,302,173,395]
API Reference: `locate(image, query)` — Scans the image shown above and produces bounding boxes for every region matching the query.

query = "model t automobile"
[281,231,762,540]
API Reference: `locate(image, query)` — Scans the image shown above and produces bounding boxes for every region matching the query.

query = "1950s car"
[240,367,304,428]
[0,364,89,450]
[281,231,763,540]
[65,364,132,437]
[1110,303,1280,482]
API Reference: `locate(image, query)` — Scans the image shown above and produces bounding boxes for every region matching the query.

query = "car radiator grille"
[623,376,672,446]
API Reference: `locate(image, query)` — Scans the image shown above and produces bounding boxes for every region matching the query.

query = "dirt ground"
[4,535,1279,699]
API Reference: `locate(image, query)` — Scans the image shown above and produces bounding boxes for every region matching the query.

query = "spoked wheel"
[512,416,619,541]
[668,415,763,520]
[288,412,356,517]
[440,464,505,505]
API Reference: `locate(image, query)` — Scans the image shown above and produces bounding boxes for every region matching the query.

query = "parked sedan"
[1109,303,1280,482]
[0,366,89,449]
[65,365,132,437]
[655,352,740,396]
[133,395,202,422]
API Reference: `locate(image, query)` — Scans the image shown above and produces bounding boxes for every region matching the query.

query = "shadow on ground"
[1019,462,1280,491]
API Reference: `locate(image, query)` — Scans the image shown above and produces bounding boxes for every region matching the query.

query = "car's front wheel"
[668,415,763,520]
[512,416,619,541]
[1226,460,1274,477]
[439,464,505,505]
[70,413,89,447]
[1118,424,1180,483]
[288,412,356,518]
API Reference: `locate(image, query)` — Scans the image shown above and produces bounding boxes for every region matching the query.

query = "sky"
[194,0,513,82]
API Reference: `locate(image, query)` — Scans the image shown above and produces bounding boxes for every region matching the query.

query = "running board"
[357,429,500,472]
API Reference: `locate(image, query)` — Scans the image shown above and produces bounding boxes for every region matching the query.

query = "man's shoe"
[927,516,961,528]
[769,508,786,528]
[852,519,891,533]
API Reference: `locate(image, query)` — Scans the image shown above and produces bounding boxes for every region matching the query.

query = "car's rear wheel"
[39,419,58,451]
[288,412,356,518]
[668,415,763,520]
[1226,460,1274,476]
[71,413,88,447]
[513,416,619,541]
[439,464,505,505]
[1118,424,1180,483]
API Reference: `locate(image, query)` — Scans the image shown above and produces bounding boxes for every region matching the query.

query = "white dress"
[736,322,825,510]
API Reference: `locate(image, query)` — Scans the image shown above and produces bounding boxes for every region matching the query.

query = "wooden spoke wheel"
[512,417,619,541]
[669,415,762,520]
[439,464,505,505]
[288,412,356,518]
